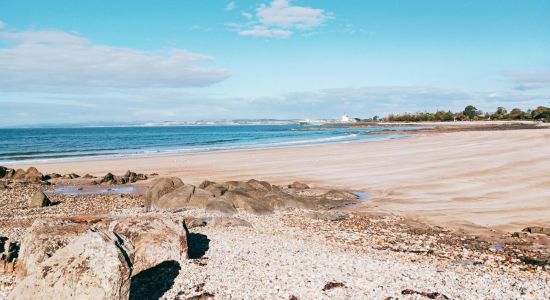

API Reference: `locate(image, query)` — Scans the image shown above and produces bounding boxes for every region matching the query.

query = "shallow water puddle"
[354,192,370,200]
[45,185,141,196]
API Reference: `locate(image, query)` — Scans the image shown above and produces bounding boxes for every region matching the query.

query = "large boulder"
[205,197,237,215]
[16,219,90,278]
[28,191,51,208]
[0,166,6,178]
[9,229,133,300]
[288,181,310,189]
[111,215,187,275]
[189,188,211,207]
[204,184,227,197]
[13,169,26,180]
[225,190,273,214]
[153,184,195,210]
[145,177,184,211]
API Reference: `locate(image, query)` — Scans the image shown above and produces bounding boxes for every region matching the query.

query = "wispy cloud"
[224,1,236,11]
[0,27,229,91]
[505,70,550,91]
[239,26,292,38]
[232,0,330,38]
[0,20,6,30]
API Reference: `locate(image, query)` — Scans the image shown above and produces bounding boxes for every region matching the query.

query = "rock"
[4,168,15,179]
[0,166,6,178]
[28,191,51,208]
[189,188,211,207]
[16,219,89,278]
[62,173,80,179]
[145,177,184,211]
[210,217,252,228]
[225,190,273,214]
[136,173,147,181]
[247,179,272,191]
[24,167,45,183]
[198,180,216,189]
[0,183,8,190]
[185,218,209,229]
[13,169,26,180]
[512,231,529,238]
[153,184,196,210]
[522,226,550,236]
[9,229,133,300]
[204,184,227,197]
[222,181,254,192]
[100,172,115,184]
[82,174,95,179]
[205,197,237,215]
[0,237,19,274]
[111,215,187,275]
[288,181,310,189]
[46,173,62,179]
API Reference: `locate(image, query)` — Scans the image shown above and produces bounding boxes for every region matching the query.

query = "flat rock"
[28,191,51,208]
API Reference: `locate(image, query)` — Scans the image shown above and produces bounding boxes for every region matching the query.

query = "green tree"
[463,105,479,119]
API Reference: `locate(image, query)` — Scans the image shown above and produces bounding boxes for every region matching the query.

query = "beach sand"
[9,128,550,233]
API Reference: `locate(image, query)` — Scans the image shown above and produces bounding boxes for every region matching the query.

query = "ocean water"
[0,125,414,164]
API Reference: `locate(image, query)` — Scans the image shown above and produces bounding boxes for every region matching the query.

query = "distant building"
[341,113,356,123]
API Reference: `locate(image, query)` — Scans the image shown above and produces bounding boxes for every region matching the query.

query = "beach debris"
[401,289,450,299]
[322,281,346,291]
[28,191,51,208]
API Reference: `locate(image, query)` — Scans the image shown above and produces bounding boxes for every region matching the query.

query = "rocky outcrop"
[145,177,184,211]
[28,191,51,208]
[522,226,550,236]
[0,166,46,184]
[111,215,187,275]
[288,181,310,189]
[149,179,359,214]
[9,229,133,300]
[97,170,147,185]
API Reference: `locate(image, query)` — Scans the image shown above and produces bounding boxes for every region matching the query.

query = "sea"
[0,125,416,164]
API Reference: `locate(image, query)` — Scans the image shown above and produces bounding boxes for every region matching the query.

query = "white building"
[341,114,356,123]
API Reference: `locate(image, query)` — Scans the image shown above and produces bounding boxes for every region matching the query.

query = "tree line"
[372,105,550,122]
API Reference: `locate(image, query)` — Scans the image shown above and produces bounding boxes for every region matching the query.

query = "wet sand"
[8,127,550,233]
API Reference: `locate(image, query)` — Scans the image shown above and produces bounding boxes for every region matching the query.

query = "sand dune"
[11,128,550,232]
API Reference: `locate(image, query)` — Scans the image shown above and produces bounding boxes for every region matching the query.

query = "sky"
[1,0,549,126]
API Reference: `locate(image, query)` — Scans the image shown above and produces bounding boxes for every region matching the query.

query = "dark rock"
[322,281,346,291]
[0,166,6,178]
[28,191,51,208]
[62,173,80,179]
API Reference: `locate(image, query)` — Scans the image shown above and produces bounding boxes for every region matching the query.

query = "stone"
[46,173,62,179]
[199,180,216,189]
[522,226,550,236]
[82,174,95,179]
[0,166,6,178]
[189,188,211,207]
[13,169,26,180]
[247,179,272,191]
[9,229,133,300]
[205,197,237,215]
[225,190,273,214]
[288,181,310,189]
[111,215,187,275]
[62,173,80,179]
[28,191,51,208]
[185,218,209,229]
[153,184,196,210]
[145,177,184,211]
[0,237,19,274]
[222,180,254,192]
[16,219,89,278]
[4,168,15,179]
[24,167,45,183]
[204,184,227,197]
[512,232,529,238]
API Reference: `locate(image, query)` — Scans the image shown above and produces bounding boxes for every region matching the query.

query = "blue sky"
[1,0,549,125]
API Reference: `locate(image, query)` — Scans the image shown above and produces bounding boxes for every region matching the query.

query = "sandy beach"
[10,127,550,233]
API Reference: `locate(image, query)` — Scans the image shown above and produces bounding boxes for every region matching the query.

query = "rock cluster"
[96,170,148,185]
[0,167,47,184]
[8,215,188,300]
[146,178,358,214]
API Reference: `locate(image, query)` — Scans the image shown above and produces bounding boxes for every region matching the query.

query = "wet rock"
[9,229,133,300]
[288,181,310,189]
[111,215,187,275]
[145,177,184,211]
[28,191,51,208]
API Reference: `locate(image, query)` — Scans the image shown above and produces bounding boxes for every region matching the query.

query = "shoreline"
[5,125,550,234]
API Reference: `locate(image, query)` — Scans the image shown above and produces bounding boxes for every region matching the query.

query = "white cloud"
[0,28,229,90]
[0,20,6,30]
[235,0,329,38]
[225,1,236,11]
[239,26,292,38]
[257,0,327,29]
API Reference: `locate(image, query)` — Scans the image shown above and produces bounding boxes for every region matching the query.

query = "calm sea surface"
[0,125,415,164]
